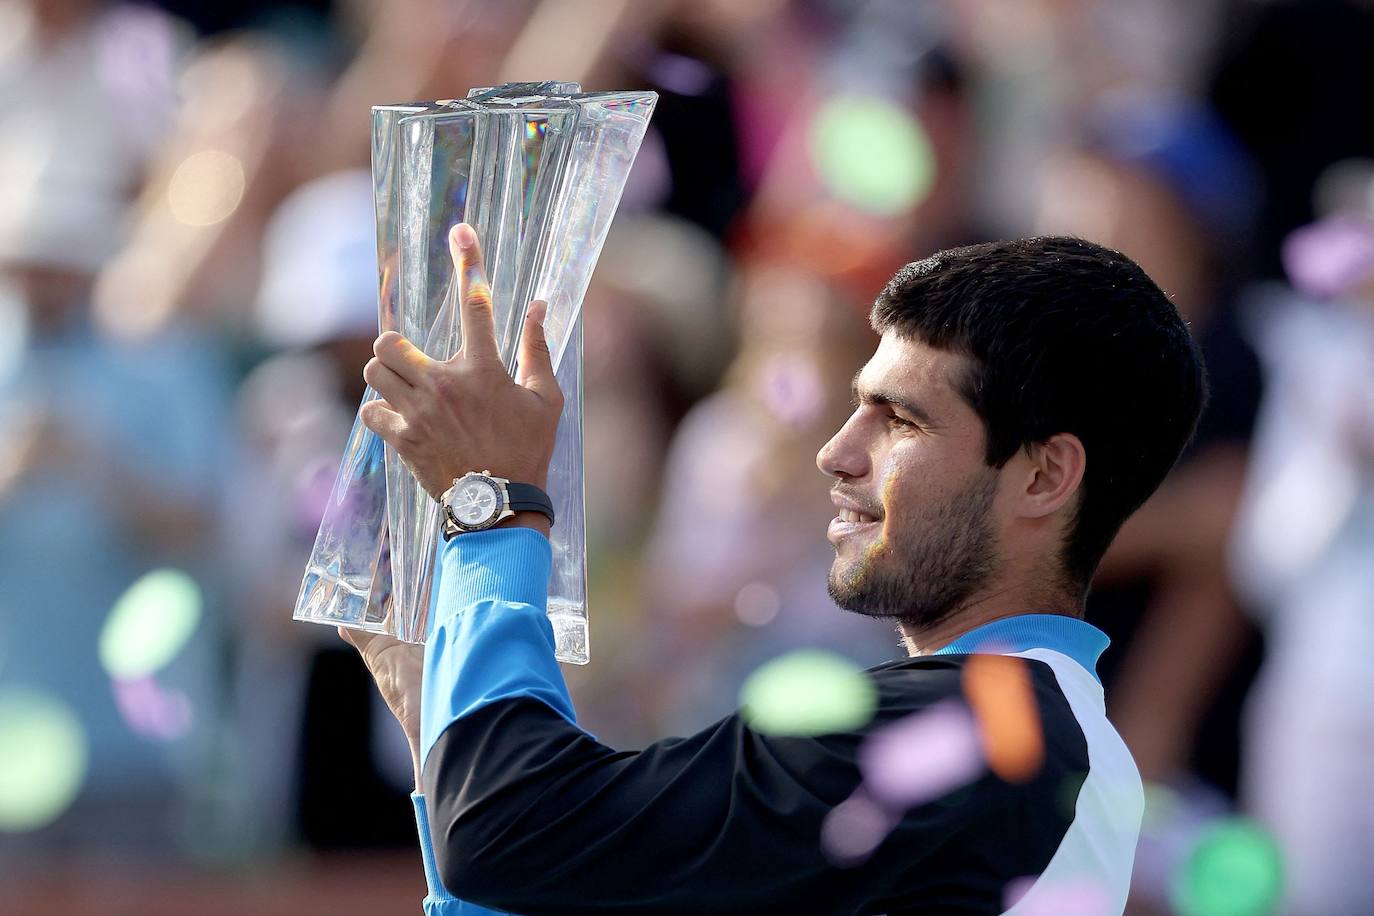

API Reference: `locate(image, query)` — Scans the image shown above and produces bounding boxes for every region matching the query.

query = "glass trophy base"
[295,565,390,633]
[299,565,589,666]
[547,601,590,666]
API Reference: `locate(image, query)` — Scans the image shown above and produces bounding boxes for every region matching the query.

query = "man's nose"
[817,414,870,480]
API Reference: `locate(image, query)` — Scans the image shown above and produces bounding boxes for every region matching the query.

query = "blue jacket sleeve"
[416,527,578,915]
[420,527,577,766]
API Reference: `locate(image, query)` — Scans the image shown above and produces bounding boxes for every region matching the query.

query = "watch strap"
[504,482,555,526]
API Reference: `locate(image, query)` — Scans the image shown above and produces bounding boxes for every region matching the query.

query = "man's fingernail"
[529,300,548,324]
[452,223,476,250]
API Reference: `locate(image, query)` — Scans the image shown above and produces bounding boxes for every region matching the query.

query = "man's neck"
[899,582,1083,657]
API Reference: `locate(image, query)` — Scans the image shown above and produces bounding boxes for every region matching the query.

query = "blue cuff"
[420,527,578,767]
[413,793,512,914]
[429,528,553,630]
[413,792,462,906]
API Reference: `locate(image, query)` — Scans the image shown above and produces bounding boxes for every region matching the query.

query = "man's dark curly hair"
[871,236,1207,588]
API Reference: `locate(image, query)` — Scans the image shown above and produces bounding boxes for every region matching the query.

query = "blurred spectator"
[1210,0,1374,278]
[92,33,307,339]
[0,0,180,266]
[0,0,231,854]
[641,255,898,736]
[1229,166,1374,915]
[1033,95,1267,908]
[226,169,416,851]
[557,213,732,745]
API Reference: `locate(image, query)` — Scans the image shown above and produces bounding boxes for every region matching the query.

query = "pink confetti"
[112,676,193,741]
[1002,874,1112,915]
[821,790,899,866]
[859,700,985,808]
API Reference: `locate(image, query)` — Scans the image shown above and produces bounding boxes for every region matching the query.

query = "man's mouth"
[828,499,882,544]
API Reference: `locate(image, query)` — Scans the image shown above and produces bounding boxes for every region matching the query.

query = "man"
[346,223,1205,914]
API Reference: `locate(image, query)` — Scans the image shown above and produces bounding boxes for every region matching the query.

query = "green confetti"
[0,688,88,832]
[740,650,877,737]
[1173,817,1284,916]
[809,95,936,216]
[99,569,202,679]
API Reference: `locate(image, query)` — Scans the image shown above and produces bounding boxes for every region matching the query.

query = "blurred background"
[1,0,1372,913]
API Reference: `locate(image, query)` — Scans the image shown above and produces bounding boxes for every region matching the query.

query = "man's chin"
[826,564,882,618]
[826,564,956,629]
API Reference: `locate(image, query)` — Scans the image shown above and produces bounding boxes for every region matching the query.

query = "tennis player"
[347,223,1204,915]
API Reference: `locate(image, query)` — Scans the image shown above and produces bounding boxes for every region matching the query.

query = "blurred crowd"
[2,0,1373,912]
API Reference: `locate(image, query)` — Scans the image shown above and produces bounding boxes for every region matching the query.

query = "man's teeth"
[840,509,876,523]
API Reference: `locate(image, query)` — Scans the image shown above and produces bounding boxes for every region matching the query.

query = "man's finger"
[450,223,499,361]
[363,356,417,409]
[515,299,558,395]
[360,397,407,448]
[374,331,434,385]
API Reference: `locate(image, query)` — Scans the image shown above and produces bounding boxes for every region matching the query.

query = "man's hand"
[338,626,426,789]
[359,222,564,499]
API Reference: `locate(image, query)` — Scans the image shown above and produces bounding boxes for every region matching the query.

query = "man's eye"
[886,414,915,429]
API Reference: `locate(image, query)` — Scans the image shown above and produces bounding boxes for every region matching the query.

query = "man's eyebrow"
[851,372,937,426]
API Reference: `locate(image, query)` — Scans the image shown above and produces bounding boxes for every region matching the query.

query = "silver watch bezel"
[441,470,515,533]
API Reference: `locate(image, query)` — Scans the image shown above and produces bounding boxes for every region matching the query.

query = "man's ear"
[1017,433,1086,519]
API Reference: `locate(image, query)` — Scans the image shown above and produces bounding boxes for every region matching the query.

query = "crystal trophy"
[294,83,657,663]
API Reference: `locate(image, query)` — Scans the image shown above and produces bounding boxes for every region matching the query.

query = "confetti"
[0,688,88,832]
[740,650,877,736]
[99,569,203,679]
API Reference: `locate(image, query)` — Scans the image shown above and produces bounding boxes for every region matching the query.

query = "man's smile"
[828,491,882,544]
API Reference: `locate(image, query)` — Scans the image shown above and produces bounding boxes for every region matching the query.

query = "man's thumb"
[516,299,557,392]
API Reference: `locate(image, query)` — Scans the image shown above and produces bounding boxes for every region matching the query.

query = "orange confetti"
[962,654,1044,783]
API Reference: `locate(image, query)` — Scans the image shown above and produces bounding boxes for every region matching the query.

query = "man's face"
[817,331,1002,629]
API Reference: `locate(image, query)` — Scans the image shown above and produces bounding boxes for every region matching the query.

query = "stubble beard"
[826,471,1000,630]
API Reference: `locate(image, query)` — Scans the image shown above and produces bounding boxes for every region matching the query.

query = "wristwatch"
[440,470,555,539]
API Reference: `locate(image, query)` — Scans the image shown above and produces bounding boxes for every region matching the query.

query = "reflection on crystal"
[295,83,657,664]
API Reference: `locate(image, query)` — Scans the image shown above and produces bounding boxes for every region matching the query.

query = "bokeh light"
[859,699,984,808]
[821,789,897,865]
[1172,817,1284,916]
[113,676,193,742]
[734,581,781,627]
[739,650,877,736]
[808,95,936,216]
[0,688,89,832]
[99,569,203,680]
[166,149,246,227]
[962,654,1044,783]
[1141,780,1186,831]
[759,353,825,429]
[1002,874,1113,915]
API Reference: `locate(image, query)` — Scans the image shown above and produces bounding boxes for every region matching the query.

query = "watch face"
[451,476,502,526]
